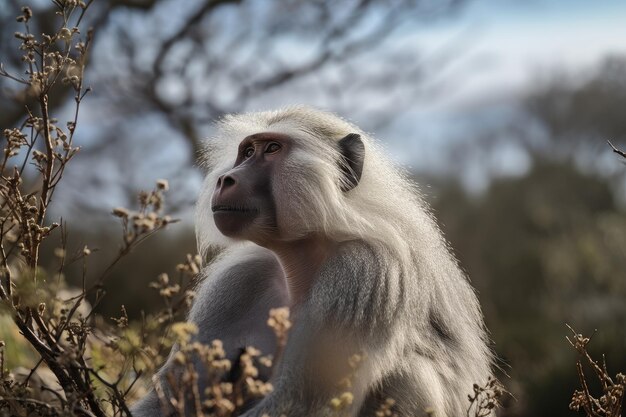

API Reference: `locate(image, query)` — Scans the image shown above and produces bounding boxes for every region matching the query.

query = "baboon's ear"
[338,133,365,192]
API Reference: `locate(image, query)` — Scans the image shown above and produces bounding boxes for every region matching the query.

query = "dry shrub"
[567,326,625,417]
[0,2,187,415]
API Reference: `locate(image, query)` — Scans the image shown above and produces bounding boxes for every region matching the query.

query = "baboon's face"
[211,132,291,244]
[211,130,364,245]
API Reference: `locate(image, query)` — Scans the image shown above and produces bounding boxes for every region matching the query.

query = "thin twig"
[607,140,626,159]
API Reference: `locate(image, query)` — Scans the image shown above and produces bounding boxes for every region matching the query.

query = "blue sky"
[380,0,626,189]
[404,0,626,115]
[59,0,626,211]
[455,0,626,103]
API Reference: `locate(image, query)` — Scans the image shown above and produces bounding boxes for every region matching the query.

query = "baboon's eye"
[265,142,281,153]
[244,146,255,158]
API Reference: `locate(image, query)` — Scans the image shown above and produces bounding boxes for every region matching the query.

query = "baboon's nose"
[217,174,236,190]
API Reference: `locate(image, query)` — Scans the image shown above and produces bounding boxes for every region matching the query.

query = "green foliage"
[432,160,626,417]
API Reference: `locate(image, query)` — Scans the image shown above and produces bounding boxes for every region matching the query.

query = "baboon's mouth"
[212,205,258,214]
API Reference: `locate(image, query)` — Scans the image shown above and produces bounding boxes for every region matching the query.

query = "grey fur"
[240,240,492,417]
[131,246,288,416]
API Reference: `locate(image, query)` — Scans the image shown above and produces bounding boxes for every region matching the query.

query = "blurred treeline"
[433,160,626,416]
[2,1,626,416]
[430,56,626,416]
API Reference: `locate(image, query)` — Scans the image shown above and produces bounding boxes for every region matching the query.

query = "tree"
[1,0,468,217]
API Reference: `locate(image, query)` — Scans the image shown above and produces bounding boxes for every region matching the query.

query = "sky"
[47,0,626,214]
[428,0,626,112]
[383,0,626,189]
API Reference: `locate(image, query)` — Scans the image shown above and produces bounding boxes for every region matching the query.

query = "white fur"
[194,106,494,416]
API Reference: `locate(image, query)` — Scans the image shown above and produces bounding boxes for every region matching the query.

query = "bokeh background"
[2,0,626,415]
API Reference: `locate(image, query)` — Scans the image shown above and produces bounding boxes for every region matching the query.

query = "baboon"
[132,106,493,417]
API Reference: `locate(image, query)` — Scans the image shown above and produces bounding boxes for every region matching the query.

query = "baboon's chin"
[213,211,257,238]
